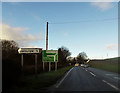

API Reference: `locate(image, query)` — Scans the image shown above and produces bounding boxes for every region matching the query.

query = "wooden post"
[44,22,49,71]
[46,22,48,50]
[46,22,51,72]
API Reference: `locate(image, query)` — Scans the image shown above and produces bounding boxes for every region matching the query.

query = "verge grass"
[9,66,73,92]
[89,57,119,73]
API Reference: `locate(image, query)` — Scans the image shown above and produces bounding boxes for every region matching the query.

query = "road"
[49,66,120,92]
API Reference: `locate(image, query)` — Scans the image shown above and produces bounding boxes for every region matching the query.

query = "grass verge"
[88,58,119,74]
[8,66,73,92]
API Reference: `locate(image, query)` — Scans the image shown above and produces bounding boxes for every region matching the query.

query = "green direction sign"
[42,50,58,62]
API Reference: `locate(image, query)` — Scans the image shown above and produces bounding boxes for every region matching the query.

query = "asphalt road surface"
[49,66,120,92]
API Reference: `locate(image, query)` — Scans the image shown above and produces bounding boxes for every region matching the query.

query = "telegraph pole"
[46,22,48,50]
[46,22,51,72]
[43,22,49,71]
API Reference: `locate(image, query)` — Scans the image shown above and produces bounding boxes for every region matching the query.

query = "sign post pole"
[43,62,44,71]
[21,54,23,71]
[49,62,51,72]
[35,54,37,78]
[55,62,57,71]
[18,48,42,78]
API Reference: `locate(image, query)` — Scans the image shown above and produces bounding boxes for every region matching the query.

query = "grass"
[88,57,119,73]
[8,66,73,92]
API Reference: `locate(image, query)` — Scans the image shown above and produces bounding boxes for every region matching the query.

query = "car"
[80,64,89,68]
[84,64,89,68]
[80,64,84,67]
[75,63,79,67]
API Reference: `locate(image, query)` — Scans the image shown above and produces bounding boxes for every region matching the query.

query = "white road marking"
[56,67,74,88]
[106,74,114,76]
[85,69,88,71]
[114,77,120,80]
[89,72,96,77]
[106,74,120,80]
[102,80,120,91]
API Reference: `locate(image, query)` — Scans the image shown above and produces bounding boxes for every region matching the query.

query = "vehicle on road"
[80,64,84,67]
[84,64,89,68]
[75,63,79,67]
[80,64,89,68]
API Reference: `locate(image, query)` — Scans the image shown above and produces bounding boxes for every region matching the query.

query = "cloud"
[1,23,44,47]
[91,2,114,11]
[106,44,118,50]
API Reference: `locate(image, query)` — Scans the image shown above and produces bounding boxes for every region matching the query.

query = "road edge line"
[55,67,74,88]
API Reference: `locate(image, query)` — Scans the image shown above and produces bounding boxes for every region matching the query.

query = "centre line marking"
[89,72,96,77]
[114,77,120,80]
[102,80,120,91]
[56,67,73,88]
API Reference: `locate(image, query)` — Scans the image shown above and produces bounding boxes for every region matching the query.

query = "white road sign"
[18,48,42,54]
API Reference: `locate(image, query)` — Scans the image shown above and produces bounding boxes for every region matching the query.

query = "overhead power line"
[49,17,118,24]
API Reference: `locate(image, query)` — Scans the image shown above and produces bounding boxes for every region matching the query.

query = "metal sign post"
[49,62,51,72]
[18,48,42,78]
[42,50,58,72]
[18,48,41,54]
[21,54,24,71]
[43,62,45,71]
[35,54,38,78]
[55,62,57,71]
[42,50,58,62]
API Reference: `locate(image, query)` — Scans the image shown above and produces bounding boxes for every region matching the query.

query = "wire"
[49,17,118,24]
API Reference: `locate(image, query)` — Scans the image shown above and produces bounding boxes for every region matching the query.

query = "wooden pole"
[43,22,49,71]
[46,22,51,72]
[46,22,48,50]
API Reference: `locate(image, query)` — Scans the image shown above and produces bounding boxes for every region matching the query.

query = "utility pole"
[43,22,49,71]
[46,22,51,72]
[46,22,48,50]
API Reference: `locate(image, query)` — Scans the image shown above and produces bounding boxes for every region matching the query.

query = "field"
[88,57,120,74]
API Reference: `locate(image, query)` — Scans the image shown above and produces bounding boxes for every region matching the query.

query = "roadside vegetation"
[88,57,120,74]
[8,66,73,92]
[3,39,119,93]
[2,40,73,92]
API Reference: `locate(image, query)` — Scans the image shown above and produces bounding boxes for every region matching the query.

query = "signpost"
[42,50,58,62]
[42,50,58,71]
[18,48,41,54]
[18,48,42,78]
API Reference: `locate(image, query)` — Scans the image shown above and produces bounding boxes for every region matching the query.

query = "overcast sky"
[1,2,118,59]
